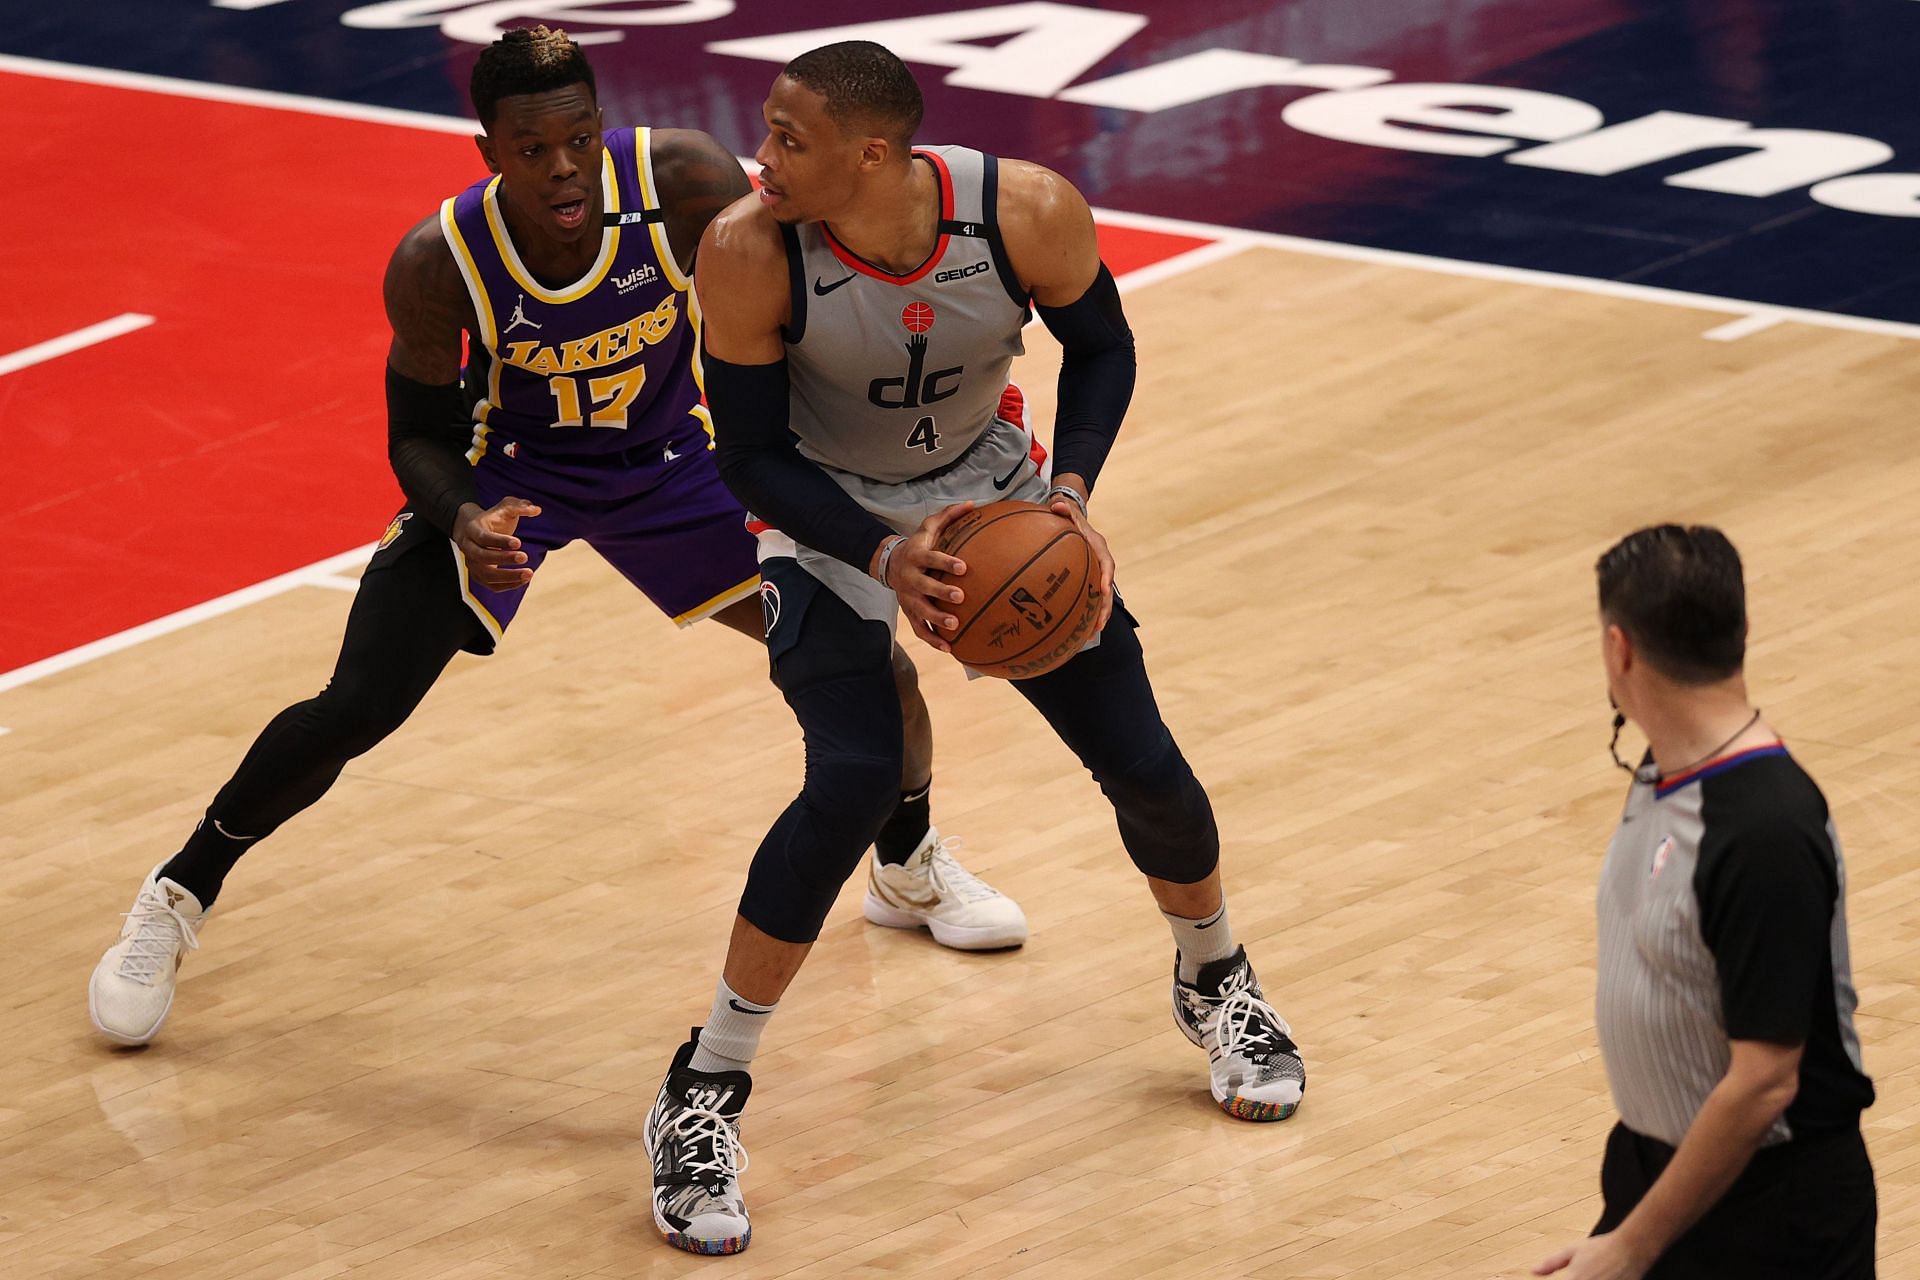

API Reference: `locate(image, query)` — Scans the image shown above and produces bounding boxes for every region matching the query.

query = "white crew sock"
[688,976,776,1073]
[1165,900,1235,984]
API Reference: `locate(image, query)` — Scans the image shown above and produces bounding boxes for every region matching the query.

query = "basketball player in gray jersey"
[637,42,1306,1256]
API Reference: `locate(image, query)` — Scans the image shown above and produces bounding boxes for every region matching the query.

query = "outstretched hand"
[454,496,542,591]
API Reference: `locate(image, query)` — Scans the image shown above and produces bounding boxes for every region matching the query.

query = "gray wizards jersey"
[778,146,1031,484]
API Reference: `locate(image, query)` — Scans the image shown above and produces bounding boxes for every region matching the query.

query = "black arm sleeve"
[386,365,478,536]
[1696,805,1837,1045]
[1035,263,1134,494]
[706,350,896,572]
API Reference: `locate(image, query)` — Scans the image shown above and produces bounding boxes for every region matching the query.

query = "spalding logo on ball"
[901,301,935,333]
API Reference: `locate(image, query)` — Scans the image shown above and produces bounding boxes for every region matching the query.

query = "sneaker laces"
[663,1099,749,1192]
[923,837,1000,905]
[115,886,200,985]
[1214,987,1295,1062]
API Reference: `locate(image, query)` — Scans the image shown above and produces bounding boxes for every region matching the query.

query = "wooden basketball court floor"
[4,241,1917,1278]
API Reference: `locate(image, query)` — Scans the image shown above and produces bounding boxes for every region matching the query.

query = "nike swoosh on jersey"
[991,459,1026,490]
[813,274,857,296]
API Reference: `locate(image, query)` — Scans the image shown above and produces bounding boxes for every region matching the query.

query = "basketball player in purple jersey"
[637,43,1305,1256]
[87,28,1025,1048]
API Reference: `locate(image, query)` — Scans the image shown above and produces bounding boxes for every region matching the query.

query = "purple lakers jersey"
[439,126,704,463]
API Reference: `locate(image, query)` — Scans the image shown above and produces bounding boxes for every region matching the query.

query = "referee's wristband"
[1044,485,1088,519]
[872,534,909,588]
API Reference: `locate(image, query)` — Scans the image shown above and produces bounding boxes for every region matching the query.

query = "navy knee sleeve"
[737,562,905,943]
[1013,604,1220,884]
[1094,731,1220,883]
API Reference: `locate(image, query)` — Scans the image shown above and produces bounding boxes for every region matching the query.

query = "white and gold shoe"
[862,827,1028,951]
[88,864,205,1046]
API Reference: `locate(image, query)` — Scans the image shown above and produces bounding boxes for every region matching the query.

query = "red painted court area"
[5,68,1212,676]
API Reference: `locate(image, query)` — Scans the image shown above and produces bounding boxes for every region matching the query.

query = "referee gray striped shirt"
[1595,743,1873,1149]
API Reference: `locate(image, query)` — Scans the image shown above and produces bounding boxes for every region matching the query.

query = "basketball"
[933,500,1099,679]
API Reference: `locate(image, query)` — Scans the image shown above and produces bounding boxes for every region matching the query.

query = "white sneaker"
[1172,946,1305,1122]
[863,827,1028,950]
[645,1035,753,1255]
[88,864,206,1046]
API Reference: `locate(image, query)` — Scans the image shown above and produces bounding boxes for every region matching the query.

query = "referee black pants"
[1596,1122,1876,1279]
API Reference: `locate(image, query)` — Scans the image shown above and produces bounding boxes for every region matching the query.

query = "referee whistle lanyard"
[1609,706,1762,784]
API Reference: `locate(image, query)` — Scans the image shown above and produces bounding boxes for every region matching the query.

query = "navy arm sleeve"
[706,350,896,571]
[386,365,478,536]
[1035,263,1134,493]
[1695,811,1837,1045]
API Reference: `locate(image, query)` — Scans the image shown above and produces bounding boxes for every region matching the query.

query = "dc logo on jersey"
[870,305,962,410]
[377,511,413,549]
[759,580,781,637]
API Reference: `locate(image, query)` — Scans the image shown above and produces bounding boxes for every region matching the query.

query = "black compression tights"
[160,542,482,906]
[735,586,1218,945]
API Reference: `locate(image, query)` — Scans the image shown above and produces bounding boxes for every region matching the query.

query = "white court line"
[1703,312,1787,342]
[304,575,364,592]
[1088,204,1920,344]
[1111,239,1250,294]
[0,313,154,377]
[0,544,376,696]
[1,51,1913,692]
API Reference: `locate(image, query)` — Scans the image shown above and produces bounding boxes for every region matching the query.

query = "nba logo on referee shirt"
[1650,836,1674,879]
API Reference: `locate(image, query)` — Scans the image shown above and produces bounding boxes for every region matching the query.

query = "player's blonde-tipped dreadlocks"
[520,25,575,68]
[469,25,598,129]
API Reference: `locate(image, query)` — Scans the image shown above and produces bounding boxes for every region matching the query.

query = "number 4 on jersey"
[906,416,941,453]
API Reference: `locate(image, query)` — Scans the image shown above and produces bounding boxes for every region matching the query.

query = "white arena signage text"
[319,0,1920,218]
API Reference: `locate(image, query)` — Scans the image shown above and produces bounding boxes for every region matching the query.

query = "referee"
[1538,525,1877,1280]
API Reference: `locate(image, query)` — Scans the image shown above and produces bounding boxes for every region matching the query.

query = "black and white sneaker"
[643,1033,753,1255]
[1172,946,1306,1122]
